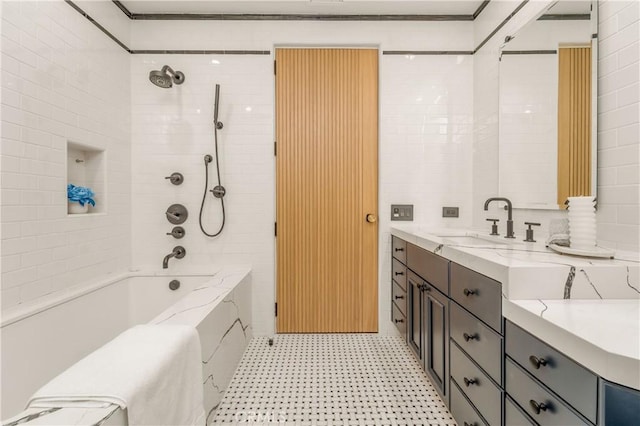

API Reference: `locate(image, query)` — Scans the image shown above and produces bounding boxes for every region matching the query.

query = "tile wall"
[1,0,131,310]
[597,0,639,252]
[129,20,475,336]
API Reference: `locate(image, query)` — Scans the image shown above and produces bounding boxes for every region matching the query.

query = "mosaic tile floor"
[211,334,456,425]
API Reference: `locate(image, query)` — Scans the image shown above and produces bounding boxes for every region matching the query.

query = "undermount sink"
[440,235,513,246]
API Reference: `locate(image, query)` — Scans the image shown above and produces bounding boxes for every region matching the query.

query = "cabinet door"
[407,272,422,360]
[423,285,448,400]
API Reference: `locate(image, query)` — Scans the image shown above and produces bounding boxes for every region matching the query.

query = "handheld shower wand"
[214,84,223,130]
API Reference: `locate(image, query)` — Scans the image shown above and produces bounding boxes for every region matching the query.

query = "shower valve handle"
[164,172,184,185]
[166,204,188,224]
[166,226,185,239]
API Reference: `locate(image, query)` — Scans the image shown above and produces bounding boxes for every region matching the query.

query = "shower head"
[149,65,185,88]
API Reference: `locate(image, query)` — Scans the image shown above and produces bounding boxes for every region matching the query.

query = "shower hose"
[199,122,225,237]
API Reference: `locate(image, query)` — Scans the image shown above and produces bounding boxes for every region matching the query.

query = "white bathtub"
[1,266,252,424]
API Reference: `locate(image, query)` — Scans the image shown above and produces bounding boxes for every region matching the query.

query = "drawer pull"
[463,377,477,387]
[463,332,478,342]
[394,318,404,324]
[394,247,405,252]
[529,400,549,415]
[463,288,476,296]
[529,355,548,369]
[394,271,404,276]
[394,295,404,300]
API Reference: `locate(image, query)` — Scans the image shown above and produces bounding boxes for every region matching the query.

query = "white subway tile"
[617,165,640,184]
[19,277,53,302]
[618,41,639,68]
[2,266,37,289]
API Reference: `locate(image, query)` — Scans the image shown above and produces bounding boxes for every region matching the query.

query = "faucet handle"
[524,222,541,242]
[486,218,500,236]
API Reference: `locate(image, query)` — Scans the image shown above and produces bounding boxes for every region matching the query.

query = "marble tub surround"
[151,267,253,424]
[3,266,252,426]
[2,405,125,426]
[390,224,640,300]
[504,299,640,390]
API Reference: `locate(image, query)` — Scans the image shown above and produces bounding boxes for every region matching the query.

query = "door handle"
[366,214,377,223]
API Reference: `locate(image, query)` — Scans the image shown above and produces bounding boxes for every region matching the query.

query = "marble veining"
[626,266,640,294]
[8,267,252,426]
[563,266,576,299]
[391,224,640,301]
[579,269,603,299]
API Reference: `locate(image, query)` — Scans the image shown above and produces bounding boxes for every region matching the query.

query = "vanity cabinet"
[505,320,596,425]
[402,242,450,402]
[449,263,504,426]
[391,233,639,426]
[391,237,407,335]
[407,270,423,359]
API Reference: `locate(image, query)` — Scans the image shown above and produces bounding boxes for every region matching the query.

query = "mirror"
[498,1,597,209]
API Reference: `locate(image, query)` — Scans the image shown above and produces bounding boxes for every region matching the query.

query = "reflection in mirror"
[498,1,596,209]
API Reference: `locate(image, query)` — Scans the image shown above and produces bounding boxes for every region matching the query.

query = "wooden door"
[275,48,378,333]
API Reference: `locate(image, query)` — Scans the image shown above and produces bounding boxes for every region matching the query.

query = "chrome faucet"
[484,197,515,238]
[163,246,186,269]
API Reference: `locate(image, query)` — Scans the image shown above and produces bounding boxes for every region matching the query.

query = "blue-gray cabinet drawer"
[392,281,406,316]
[392,236,406,264]
[407,243,449,295]
[506,357,590,426]
[506,321,598,423]
[450,263,501,333]
[451,341,502,426]
[391,301,406,336]
[450,302,502,385]
[450,379,488,426]
[392,258,407,291]
[506,395,536,425]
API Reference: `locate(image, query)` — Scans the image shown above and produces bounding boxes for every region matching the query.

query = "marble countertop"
[504,299,640,389]
[391,224,640,300]
[390,224,640,389]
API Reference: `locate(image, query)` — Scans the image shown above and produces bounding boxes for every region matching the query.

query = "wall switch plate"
[391,204,413,221]
[442,207,459,218]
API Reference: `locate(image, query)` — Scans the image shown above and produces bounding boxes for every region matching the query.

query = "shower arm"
[161,65,178,78]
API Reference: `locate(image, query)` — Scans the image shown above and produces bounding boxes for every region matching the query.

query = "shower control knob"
[165,172,184,185]
[211,185,226,199]
[166,226,185,239]
[166,204,188,224]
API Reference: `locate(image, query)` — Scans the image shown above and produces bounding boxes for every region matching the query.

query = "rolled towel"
[546,233,570,247]
[28,324,205,426]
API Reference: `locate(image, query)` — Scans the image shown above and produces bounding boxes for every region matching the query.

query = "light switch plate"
[391,204,413,221]
[442,207,459,218]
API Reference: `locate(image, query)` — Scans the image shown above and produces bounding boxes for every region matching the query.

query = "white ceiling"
[119,1,486,16]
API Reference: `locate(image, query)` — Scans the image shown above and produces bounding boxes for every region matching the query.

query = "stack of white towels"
[27,325,205,426]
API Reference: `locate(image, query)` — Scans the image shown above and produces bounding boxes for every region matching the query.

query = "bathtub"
[1,266,252,424]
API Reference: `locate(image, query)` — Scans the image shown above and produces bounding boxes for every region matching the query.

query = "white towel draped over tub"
[27,324,205,426]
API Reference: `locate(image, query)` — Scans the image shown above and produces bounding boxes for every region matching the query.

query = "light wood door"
[275,48,378,333]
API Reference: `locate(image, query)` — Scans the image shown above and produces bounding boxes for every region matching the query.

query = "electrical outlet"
[391,204,413,221]
[442,207,459,218]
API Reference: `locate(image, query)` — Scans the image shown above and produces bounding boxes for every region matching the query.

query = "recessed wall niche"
[66,141,106,215]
